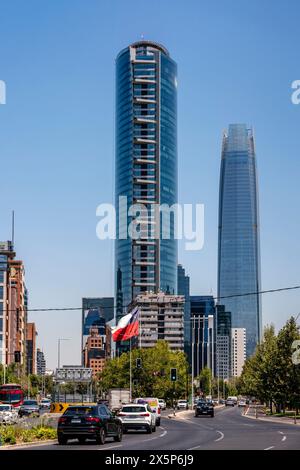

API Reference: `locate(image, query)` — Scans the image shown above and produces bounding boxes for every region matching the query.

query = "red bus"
[0,384,24,407]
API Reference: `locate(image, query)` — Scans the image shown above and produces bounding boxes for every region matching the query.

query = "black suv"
[57,405,123,445]
[195,399,214,418]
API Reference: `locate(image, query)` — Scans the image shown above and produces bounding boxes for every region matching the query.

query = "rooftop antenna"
[11,210,15,248]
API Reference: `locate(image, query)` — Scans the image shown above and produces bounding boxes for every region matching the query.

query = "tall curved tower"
[218,124,261,357]
[115,41,178,321]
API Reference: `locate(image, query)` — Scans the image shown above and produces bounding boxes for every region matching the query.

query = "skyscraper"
[177,264,191,359]
[218,124,261,357]
[115,41,178,321]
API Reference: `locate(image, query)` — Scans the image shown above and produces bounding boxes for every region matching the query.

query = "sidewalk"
[244,406,298,426]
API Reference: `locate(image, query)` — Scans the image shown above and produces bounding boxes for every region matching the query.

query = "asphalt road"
[15,406,300,450]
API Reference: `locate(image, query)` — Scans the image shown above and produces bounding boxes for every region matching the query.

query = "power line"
[7,284,300,313]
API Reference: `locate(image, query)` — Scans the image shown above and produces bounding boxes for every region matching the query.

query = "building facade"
[36,348,46,376]
[131,292,184,351]
[190,296,216,377]
[0,241,27,367]
[216,305,232,380]
[218,124,261,357]
[26,322,37,375]
[231,328,246,377]
[177,264,191,360]
[83,326,112,377]
[115,41,178,322]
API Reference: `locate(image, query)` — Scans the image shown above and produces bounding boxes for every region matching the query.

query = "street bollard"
[294,411,297,425]
[255,406,258,419]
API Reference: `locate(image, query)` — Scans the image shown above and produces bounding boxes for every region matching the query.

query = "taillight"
[118,412,127,416]
[158,407,161,414]
[140,413,150,417]
[86,417,101,423]
[58,417,67,424]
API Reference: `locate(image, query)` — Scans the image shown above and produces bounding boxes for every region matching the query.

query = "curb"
[0,439,57,450]
[243,411,298,426]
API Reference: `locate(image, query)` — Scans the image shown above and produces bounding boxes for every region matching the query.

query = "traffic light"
[170,368,177,382]
[136,358,142,369]
[14,351,21,363]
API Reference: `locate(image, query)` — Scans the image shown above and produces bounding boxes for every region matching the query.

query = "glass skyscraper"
[115,41,178,321]
[218,124,261,357]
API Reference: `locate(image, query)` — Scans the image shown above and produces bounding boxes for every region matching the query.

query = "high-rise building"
[81,297,114,361]
[0,241,27,367]
[177,264,191,360]
[115,41,178,322]
[130,292,184,351]
[83,326,111,377]
[190,296,216,377]
[36,348,46,376]
[218,124,261,357]
[231,328,246,377]
[216,305,232,380]
[26,322,37,374]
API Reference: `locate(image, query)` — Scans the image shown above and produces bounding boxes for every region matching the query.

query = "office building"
[190,296,216,376]
[0,241,27,367]
[177,264,191,360]
[131,292,184,351]
[218,124,261,357]
[216,305,232,380]
[83,326,112,377]
[115,41,178,322]
[231,328,246,377]
[36,348,46,376]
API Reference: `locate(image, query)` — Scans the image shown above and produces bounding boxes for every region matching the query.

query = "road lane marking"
[139,427,168,443]
[278,431,287,442]
[281,436,287,442]
[264,446,275,450]
[99,444,122,450]
[215,431,224,442]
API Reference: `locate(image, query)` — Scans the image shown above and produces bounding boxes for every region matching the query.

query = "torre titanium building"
[218,124,261,357]
[115,41,178,321]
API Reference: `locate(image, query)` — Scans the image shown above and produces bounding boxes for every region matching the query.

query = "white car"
[177,399,189,410]
[118,403,156,433]
[0,404,18,424]
[158,399,166,410]
[39,398,51,409]
[134,397,161,426]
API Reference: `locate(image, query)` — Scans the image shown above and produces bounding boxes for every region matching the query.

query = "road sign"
[55,367,93,382]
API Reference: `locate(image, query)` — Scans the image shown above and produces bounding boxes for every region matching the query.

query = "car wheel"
[58,435,67,445]
[96,427,106,445]
[156,418,161,427]
[78,437,86,444]
[152,424,156,432]
[114,426,123,442]
[146,425,152,434]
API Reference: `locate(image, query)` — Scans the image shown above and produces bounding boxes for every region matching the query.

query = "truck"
[108,389,131,411]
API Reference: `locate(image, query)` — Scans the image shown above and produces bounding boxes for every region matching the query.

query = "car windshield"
[23,400,37,406]
[0,405,11,411]
[121,406,146,413]
[197,400,206,404]
[64,407,96,416]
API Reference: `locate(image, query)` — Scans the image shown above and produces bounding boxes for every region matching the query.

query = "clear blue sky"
[0,0,299,369]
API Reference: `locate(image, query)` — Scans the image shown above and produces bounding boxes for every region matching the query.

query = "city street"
[14,406,300,451]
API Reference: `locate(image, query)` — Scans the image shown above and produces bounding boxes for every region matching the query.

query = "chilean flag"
[112,307,140,342]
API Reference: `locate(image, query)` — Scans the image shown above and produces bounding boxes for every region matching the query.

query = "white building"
[131,292,185,351]
[231,328,246,377]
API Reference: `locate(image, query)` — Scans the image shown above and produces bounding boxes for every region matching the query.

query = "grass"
[0,425,57,446]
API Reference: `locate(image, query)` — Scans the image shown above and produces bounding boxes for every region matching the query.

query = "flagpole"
[129,336,132,402]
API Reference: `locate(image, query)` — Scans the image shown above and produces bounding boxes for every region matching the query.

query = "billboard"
[55,367,93,382]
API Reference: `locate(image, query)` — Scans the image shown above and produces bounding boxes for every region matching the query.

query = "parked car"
[0,404,18,424]
[212,399,219,406]
[134,398,161,426]
[118,403,156,434]
[195,399,214,417]
[158,399,166,410]
[225,398,235,407]
[177,399,189,410]
[238,399,247,407]
[57,405,123,445]
[19,400,40,417]
[39,398,51,410]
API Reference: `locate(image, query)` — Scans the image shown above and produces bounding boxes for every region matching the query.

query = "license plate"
[202,411,207,413]
[127,415,138,419]
[71,419,81,423]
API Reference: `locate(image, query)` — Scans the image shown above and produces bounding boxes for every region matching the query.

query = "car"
[0,404,18,424]
[57,404,123,445]
[118,403,156,434]
[225,399,235,407]
[212,399,219,406]
[134,397,161,426]
[19,399,40,417]
[39,398,51,409]
[177,399,189,410]
[238,399,247,407]
[158,399,166,410]
[195,399,214,417]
